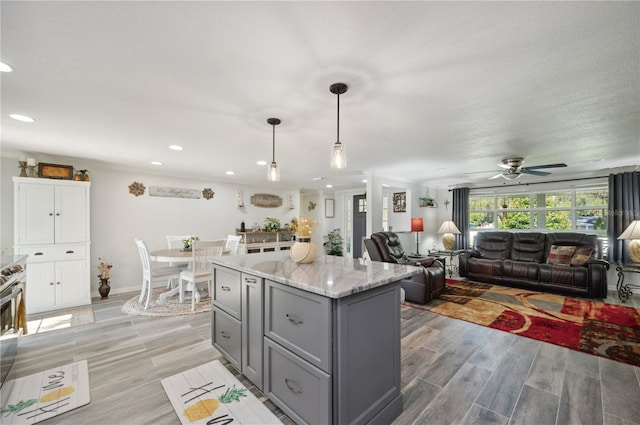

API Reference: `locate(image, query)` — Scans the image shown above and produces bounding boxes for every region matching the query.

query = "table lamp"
[411,218,424,255]
[437,220,461,251]
[618,220,640,264]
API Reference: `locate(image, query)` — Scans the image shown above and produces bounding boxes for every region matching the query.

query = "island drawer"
[212,307,241,370]
[264,280,332,373]
[264,338,331,425]
[213,266,241,319]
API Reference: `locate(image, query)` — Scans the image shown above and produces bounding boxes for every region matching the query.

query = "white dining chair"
[179,239,225,310]
[135,239,183,309]
[165,235,191,287]
[224,234,242,255]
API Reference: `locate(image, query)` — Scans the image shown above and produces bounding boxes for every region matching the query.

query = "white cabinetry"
[13,177,91,314]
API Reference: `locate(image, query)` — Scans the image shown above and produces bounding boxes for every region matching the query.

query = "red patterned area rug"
[405,279,640,367]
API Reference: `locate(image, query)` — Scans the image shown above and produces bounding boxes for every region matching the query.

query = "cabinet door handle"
[220,331,231,339]
[56,213,60,216]
[50,282,54,285]
[56,282,61,285]
[221,286,231,291]
[285,378,303,394]
[286,314,303,325]
[49,213,54,216]
[35,252,44,256]
[66,250,74,254]
[244,278,257,283]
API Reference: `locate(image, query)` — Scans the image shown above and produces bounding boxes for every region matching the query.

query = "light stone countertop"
[209,251,422,299]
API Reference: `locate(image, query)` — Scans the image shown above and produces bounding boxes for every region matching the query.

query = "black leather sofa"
[459,231,609,298]
[364,232,446,304]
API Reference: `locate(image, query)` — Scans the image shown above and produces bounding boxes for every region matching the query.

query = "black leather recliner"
[364,232,446,304]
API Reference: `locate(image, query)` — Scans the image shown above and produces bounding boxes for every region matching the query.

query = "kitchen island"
[209,252,421,425]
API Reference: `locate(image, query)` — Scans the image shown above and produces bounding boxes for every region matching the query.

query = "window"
[382,196,388,231]
[469,186,608,245]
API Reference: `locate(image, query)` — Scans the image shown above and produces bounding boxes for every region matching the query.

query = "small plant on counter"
[323,229,344,256]
[264,217,281,232]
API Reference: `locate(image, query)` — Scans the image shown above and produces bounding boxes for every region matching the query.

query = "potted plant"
[97,257,112,299]
[264,217,281,232]
[183,235,199,251]
[323,228,344,256]
[78,169,90,181]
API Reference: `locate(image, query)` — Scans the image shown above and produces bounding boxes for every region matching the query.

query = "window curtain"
[607,171,640,263]
[452,187,470,249]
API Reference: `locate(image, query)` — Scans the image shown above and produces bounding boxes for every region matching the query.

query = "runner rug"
[0,360,90,424]
[405,280,640,367]
[161,360,282,425]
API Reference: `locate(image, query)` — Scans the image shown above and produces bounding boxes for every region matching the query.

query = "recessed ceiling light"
[151,161,163,165]
[0,61,13,72]
[225,171,235,175]
[362,179,368,183]
[382,184,389,187]
[9,114,35,123]
[256,160,267,166]
[169,145,183,151]
[326,184,333,188]
[588,158,605,163]
[313,177,325,181]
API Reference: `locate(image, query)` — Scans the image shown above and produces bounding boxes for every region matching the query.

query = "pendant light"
[330,82,348,169]
[267,117,281,182]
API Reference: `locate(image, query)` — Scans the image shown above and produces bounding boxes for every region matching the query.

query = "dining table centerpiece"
[290,216,317,263]
[182,235,199,251]
[97,257,113,299]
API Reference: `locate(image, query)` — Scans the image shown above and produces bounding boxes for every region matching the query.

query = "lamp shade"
[437,220,461,235]
[411,218,424,232]
[618,220,640,240]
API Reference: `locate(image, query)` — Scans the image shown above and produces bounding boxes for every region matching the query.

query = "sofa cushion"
[570,247,593,267]
[547,245,576,266]
[474,231,513,260]
[510,232,546,263]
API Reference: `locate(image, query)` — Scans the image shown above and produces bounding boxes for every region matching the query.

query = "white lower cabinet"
[19,245,90,314]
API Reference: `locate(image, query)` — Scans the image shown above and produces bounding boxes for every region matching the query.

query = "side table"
[616,263,640,302]
[429,249,463,278]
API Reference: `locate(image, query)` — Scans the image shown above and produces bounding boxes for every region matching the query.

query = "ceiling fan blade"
[488,173,505,180]
[522,163,567,170]
[521,169,551,176]
[498,163,511,169]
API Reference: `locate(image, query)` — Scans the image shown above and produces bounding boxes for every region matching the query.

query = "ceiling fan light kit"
[490,157,567,180]
[330,82,348,169]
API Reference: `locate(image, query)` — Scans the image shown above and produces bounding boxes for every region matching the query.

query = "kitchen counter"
[210,251,415,424]
[209,251,421,298]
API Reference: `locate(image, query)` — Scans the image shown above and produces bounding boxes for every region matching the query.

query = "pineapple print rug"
[162,360,282,425]
[1,360,90,424]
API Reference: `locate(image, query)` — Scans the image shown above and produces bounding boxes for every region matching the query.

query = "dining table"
[149,248,194,302]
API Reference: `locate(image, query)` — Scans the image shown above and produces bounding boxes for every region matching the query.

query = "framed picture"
[393,192,406,212]
[38,163,74,180]
[325,199,335,218]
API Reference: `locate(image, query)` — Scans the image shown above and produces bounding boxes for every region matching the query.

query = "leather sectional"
[459,231,609,298]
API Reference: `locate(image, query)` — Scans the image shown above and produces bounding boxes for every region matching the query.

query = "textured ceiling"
[1,1,639,191]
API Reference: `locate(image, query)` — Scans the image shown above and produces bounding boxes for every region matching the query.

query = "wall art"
[149,186,200,199]
[250,193,283,208]
[202,188,215,200]
[393,192,406,213]
[325,199,335,218]
[128,182,146,197]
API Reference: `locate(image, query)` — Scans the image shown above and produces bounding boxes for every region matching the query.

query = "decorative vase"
[98,278,111,299]
[290,238,317,264]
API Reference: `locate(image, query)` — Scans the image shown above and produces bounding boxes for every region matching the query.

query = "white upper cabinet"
[15,178,90,245]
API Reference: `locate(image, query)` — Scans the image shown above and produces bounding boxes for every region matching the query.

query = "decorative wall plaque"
[202,188,215,200]
[250,193,283,208]
[149,186,200,199]
[128,182,146,197]
[38,163,73,180]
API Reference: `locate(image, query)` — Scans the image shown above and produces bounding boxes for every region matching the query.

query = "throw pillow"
[570,246,593,267]
[547,245,576,266]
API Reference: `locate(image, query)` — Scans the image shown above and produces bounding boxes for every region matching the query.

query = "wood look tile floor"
[6,291,640,425]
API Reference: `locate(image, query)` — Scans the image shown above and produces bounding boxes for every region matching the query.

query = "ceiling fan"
[489,157,567,180]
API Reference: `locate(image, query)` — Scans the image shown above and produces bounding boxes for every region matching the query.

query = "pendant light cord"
[336,92,341,144]
[272,123,276,162]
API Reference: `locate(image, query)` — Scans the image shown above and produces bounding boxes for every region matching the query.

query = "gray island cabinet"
[210,252,421,425]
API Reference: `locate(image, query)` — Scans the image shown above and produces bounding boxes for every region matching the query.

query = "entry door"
[352,194,367,258]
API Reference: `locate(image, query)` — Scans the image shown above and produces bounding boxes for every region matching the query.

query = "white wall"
[1,155,300,296]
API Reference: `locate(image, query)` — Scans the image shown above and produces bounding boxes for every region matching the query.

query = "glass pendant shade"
[267,161,280,182]
[331,141,347,169]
